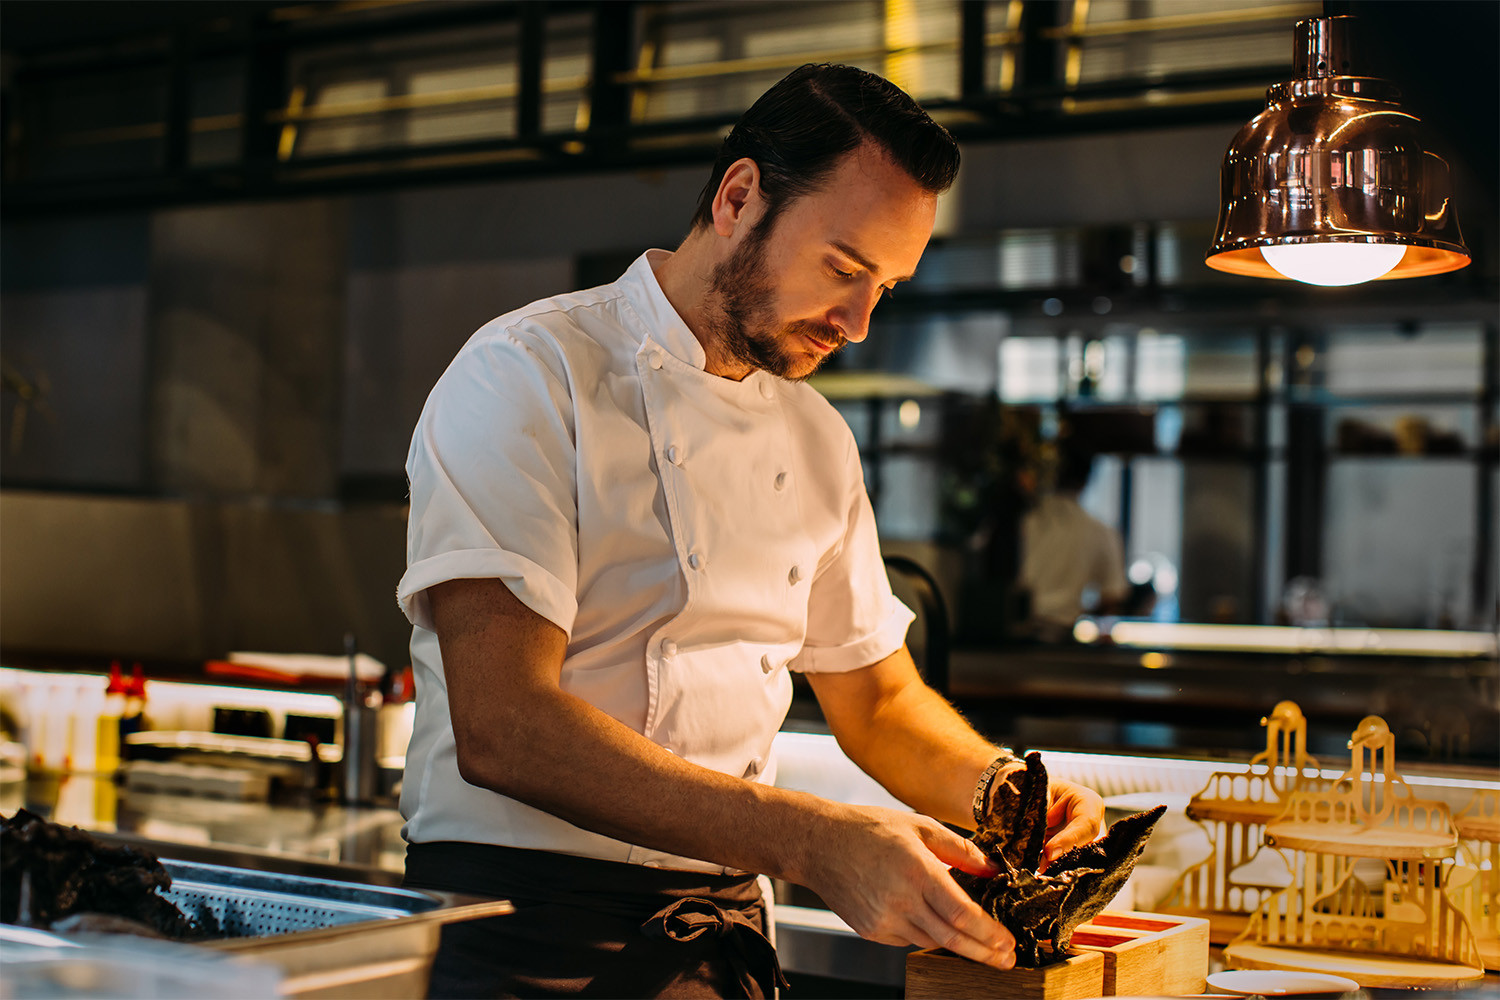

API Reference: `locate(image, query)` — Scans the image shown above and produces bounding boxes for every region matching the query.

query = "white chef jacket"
[1018,493,1130,631]
[397,249,913,874]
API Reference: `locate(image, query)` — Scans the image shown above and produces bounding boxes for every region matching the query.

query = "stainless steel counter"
[4,773,409,883]
[3,767,911,988]
[12,732,1499,994]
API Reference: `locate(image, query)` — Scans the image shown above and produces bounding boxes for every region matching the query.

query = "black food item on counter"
[953,753,1165,967]
[0,808,220,940]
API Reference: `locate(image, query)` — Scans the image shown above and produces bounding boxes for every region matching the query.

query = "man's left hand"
[1039,778,1105,870]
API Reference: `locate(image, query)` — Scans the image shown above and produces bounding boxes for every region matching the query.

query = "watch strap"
[971,749,1022,825]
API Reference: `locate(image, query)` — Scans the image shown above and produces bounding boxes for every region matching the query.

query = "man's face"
[705,145,939,382]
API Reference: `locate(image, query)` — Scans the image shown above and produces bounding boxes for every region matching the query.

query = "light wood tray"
[1070,911,1209,996]
[1224,941,1488,990]
[906,948,1102,1000]
[905,910,1210,999]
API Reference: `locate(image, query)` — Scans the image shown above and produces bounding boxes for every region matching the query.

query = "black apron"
[405,841,788,999]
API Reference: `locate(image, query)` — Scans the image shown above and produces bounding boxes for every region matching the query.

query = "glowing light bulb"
[1260,242,1407,286]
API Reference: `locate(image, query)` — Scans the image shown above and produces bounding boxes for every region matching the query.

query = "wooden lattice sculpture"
[1160,701,1320,943]
[1450,789,1500,969]
[1224,715,1485,989]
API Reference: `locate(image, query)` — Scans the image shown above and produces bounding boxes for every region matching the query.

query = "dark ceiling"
[1,1,272,52]
[1,0,1494,222]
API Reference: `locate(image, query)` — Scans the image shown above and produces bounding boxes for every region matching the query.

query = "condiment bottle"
[40,681,69,772]
[69,679,98,773]
[119,664,147,745]
[95,662,126,774]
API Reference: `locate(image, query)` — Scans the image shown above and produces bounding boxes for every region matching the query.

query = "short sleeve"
[791,438,914,673]
[397,326,580,635]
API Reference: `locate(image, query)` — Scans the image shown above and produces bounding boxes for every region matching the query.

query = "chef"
[397,62,1104,999]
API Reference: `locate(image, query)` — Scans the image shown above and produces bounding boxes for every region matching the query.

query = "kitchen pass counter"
[4,771,410,885]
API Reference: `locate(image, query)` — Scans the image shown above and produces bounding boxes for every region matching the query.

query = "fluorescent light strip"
[1082,622,1497,658]
[0,667,340,717]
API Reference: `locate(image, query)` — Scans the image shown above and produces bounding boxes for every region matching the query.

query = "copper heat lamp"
[1205,16,1470,286]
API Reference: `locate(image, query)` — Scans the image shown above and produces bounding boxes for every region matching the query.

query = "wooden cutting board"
[905,910,1210,999]
[1071,911,1210,996]
[906,948,1102,1000]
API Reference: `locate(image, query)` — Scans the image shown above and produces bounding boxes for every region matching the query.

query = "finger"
[924,874,1015,955]
[1041,819,1096,868]
[1042,811,1104,869]
[856,917,941,951]
[920,824,998,876]
[911,899,1015,969]
[890,918,943,953]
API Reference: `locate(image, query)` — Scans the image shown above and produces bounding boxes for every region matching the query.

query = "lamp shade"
[1206,16,1469,282]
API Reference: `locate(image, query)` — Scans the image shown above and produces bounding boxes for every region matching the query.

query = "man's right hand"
[794,804,1017,970]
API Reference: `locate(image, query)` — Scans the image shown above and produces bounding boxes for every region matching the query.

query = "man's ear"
[711,157,761,238]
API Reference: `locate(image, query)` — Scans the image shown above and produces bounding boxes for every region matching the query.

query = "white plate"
[1207,970,1359,996]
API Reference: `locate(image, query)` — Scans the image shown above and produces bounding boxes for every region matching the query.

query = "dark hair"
[1056,446,1096,493]
[690,63,960,232]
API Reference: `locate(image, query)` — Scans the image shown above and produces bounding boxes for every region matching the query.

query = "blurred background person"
[1016,447,1137,642]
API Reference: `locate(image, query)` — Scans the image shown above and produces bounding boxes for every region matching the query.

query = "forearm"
[810,650,1003,829]
[813,654,1104,862]
[458,681,844,884]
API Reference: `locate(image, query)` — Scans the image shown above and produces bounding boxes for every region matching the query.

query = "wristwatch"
[971,748,1022,825]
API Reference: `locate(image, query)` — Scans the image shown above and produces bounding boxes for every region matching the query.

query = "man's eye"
[832,267,854,280]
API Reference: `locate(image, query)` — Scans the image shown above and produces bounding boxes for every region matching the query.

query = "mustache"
[786,320,846,350]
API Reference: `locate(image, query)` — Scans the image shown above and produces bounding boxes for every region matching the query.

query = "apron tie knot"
[643,896,789,999]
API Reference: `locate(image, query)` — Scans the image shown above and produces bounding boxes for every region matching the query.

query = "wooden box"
[906,948,1103,1000]
[905,910,1208,999]
[1070,911,1210,996]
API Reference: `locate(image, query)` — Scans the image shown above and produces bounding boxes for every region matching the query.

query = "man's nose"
[830,287,879,343]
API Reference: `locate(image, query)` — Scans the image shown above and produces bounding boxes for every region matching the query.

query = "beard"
[705,217,847,382]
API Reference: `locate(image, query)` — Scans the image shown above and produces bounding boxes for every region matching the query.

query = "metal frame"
[849,265,1497,631]
[1,0,1328,218]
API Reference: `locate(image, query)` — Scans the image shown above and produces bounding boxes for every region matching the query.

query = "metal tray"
[59,858,514,1000]
[162,859,447,937]
[163,858,513,999]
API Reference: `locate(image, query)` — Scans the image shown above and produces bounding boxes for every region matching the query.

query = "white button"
[666,445,682,465]
[788,565,802,585]
[774,471,787,491]
[661,639,678,657]
[649,352,664,370]
[688,551,704,570]
[743,757,764,779]
[760,654,774,674]
[759,379,775,400]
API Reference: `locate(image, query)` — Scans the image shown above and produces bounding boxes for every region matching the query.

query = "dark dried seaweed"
[1,808,220,940]
[955,752,1165,966]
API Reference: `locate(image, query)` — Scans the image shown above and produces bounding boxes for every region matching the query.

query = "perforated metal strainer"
[155,858,514,999]
[162,860,421,937]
